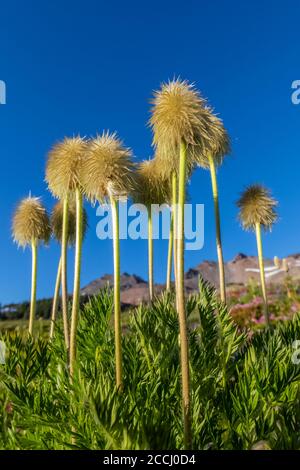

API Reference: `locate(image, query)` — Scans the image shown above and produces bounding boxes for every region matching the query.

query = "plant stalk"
[255,222,270,326]
[110,196,123,390]
[148,207,154,301]
[29,239,37,336]
[61,197,70,350]
[166,210,173,291]
[69,189,83,377]
[172,172,178,300]
[208,154,226,303]
[49,256,62,340]
[177,141,192,449]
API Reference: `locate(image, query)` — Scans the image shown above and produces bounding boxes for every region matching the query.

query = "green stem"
[29,239,37,336]
[49,256,62,340]
[110,196,123,390]
[166,210,173,291]
[172,172,178,301]
[208,154,226,303]
[177,141,192,449]
[255,222,270,326]
[148,207,154,301]
[69,189,83,377]
[61,197,70,350]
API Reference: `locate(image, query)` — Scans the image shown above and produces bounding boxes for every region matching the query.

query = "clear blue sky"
[1,0,300,304]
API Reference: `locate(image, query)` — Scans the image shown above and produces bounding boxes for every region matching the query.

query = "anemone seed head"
[46,136,88,199]
[81,132,135,203]
[150,79,211,156]
[51,199,88,246]
[154,142,196,179]
[237,184,278,231]
[194,109,231,169]
[12,197,51,247]
[133,159,171,208]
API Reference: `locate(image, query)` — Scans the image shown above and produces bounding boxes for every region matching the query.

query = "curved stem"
[166,210,173,291]
[61,197,70,350]
[255,222,270,327]
[29,239,37,336]
[148,207,154,301]
[69,189,83,377]
[49,256,62,340]
[177,141,191,449]
[110,196,123,390]
[208,154,226,303]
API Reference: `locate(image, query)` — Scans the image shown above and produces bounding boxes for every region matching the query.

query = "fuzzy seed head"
[194,110,231,168]
[133,159,171,207]
[153,143,195,179]
[81,132,135,202]
[46,136,88,199]
[51,200,88,245]
[12,197,51,247]
[150,79,210,155]
[237,184,278,231]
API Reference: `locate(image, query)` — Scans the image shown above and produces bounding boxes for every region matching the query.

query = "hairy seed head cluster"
[51,200,88,245]
[81,132,135,203]
[134,159,171,207]
[150,79,228,169]
[194,110,230,168]
[46,136,88,199]
[237,184,278,231]
[12,197,51,247]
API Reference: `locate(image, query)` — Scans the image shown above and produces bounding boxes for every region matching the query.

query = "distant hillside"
[80,253,300,307]
[0,298,53,320]
[2,254,299,318]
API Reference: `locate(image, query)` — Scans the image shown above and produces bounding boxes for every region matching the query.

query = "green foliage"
[0,282,300,450]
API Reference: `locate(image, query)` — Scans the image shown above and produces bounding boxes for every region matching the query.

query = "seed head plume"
[12,197,51,247]
[81,132,135,203]
[194,109,231,168]
[51,200,88,245]
[154,143,195,180]
[45,136,88,199]
[149,79,213,159]
[237,184,278,231]
[134,159,171,207]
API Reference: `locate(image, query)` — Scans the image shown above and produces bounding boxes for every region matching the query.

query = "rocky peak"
[231,253,248,263]
[80,253,300,308]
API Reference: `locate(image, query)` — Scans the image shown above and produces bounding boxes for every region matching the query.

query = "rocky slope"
[80,253,300,307]
[80,273,163,308]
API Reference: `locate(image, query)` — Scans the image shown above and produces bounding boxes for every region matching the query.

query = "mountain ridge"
[81,253,300,307]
